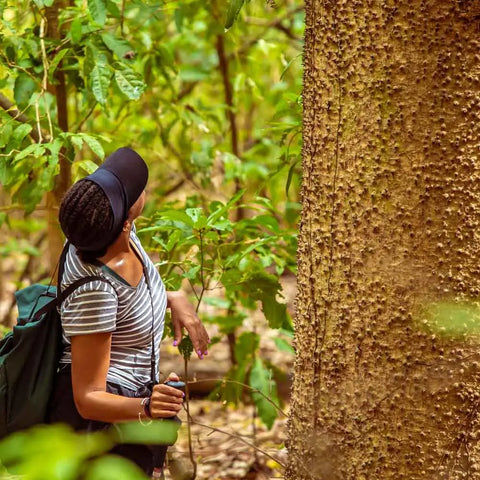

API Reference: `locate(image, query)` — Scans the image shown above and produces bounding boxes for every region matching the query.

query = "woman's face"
[128,190,146,220]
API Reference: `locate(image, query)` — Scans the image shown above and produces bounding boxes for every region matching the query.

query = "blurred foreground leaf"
[421,301,480,337]
[0,424,111,480]
[112,419,179,446]
[84,455,149,480]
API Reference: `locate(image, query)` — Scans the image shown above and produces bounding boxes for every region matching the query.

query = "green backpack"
[0,244,107,438]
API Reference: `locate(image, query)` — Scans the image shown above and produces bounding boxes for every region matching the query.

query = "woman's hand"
[149,372,184,418]
[167,290,210,359]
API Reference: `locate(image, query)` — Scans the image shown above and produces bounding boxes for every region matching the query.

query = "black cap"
[98,147,149,212]
[77,147,148,251]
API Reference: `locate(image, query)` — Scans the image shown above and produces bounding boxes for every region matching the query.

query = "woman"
[48,147,209,476]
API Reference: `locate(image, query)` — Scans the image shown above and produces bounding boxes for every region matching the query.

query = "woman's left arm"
[167,290,210,359]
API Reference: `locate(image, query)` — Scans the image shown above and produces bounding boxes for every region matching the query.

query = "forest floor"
[165,400,288,480]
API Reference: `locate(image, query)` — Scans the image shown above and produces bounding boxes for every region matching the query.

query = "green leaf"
[273,337,294,354]
[106,0,121,18]
[111,420,179,446]
[82,135,104,159]
[207,188,245,226]
[14,74,37,108]
[165,229,182,252]
[183,264,200,280]
[249,358,279,429]
[0,158,9,185]
[85,455,149,480]
[46,138,63,165]
[75,159,100,176]
[90,64,111,105]
[88,0,107,26]
[286,159,300,195]
[0,424,111,479]
[231,272,289,329]
[203,297,231,309]
[234,331,259,365]
[114,64,146,100]
[156,46,176,71]
[12,124,33,146]
[225,0,245,30]
[174,8,183,33]
[224,237,271,267]
[204,312,245,334]
[178,335,193,359]
[48,48,68,82]
[261,291,288,329]
[0,123,13,148]
[14,143,45,162]
[69,134,84,150]
[101,33,132,59]
[250,214,280,233]
[160,210,194,227]
[70,17,83,44]
[186,207,207,229]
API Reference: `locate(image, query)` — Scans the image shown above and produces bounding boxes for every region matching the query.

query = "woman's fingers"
[150,383,184,418]
[166,372,180,382]
[168,290,210,358]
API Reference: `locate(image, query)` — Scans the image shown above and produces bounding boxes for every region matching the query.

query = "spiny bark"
[287,1,480,479]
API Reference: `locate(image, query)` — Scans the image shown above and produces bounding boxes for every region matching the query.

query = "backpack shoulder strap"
[56,241,115,303]
[56,241,71,301]
[33,275,111,320]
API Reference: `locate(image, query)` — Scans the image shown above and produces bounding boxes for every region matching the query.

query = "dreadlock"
[59,180,114,263]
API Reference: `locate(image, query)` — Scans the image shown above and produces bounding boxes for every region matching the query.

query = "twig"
[162,179,186,197]
[234,6,304,58]
[0,94,41,143]
[183,357,197,479]
[197,231,206,308]
[120,0,126,36]
[187,419,286,469]
[252,326,260,464]
[38,16,50,141]
[189,378,287,417]
[72,102,97,132]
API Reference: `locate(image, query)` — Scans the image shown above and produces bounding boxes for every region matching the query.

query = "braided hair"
[59,180,114,262]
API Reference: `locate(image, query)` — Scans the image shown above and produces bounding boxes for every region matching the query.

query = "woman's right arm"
[70,333,183,423]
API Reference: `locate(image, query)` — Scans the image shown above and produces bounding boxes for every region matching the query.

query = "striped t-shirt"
[59,230,167,391]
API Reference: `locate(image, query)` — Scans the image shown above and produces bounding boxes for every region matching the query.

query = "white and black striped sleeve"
[61,282,118,336]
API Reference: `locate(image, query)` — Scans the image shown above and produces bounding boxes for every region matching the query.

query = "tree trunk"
[45,2,70,276]
[287,1,480,479]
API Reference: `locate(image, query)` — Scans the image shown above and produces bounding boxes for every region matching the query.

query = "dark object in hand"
[165,381,186,389]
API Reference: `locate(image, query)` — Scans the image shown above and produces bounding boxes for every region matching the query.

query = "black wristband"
[143,397,152,418]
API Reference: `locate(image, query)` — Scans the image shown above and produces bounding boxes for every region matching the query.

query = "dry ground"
[165,400,289,480]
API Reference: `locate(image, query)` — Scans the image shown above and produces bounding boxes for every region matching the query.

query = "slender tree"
[287,1,480,479]
[45,1,71,271]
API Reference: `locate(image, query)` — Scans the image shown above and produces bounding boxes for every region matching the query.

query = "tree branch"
[174,6,303,103]
[0,94,41,143]
[45,2,71,201]
[216,35,239,157]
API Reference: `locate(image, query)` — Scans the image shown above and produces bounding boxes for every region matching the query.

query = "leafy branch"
[190,378,287,417]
